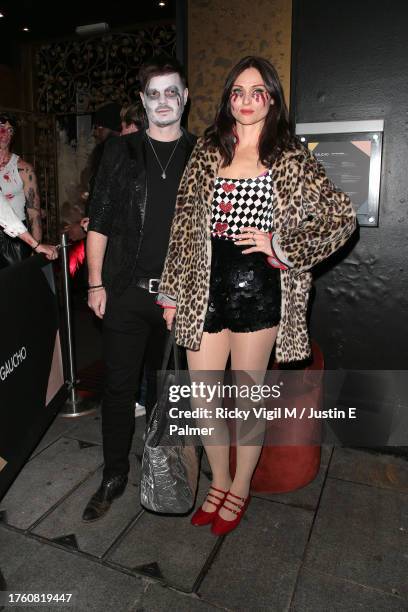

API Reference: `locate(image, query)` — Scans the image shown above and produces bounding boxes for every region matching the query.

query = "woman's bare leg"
[187,330,232,511]
[218,326,278,520]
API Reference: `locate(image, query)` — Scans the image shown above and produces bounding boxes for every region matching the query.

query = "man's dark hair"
[120,103,146,128]
[138,56,187,92]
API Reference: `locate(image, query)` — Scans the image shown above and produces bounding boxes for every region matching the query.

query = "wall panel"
[188,0,292,135]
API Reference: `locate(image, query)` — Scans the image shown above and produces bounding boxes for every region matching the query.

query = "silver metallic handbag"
[140,329,200,514]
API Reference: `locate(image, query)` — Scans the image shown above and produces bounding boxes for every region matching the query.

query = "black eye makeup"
[146,89,160,99]
[164,87,180,98]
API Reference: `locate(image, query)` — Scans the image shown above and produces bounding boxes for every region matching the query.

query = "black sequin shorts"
[203,236,281,333]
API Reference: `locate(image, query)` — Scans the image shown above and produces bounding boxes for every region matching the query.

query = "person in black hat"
[87,103,122,209]
[93,102,122,143]
[64,102,121,242]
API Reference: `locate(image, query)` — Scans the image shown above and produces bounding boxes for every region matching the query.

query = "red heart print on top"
[215,222,229,234]
[221,183,236,193]
[219,201,233,213]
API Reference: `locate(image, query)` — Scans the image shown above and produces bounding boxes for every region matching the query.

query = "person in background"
[0,113,56,266]
[64,102,122,242]
[88,102,122,201]
[0,191,57,261]
[78,102,146,235]
[120,102,146,135]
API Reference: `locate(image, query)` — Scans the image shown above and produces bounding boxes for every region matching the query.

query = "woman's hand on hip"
[163,307,176,331]
[233,227,273,256]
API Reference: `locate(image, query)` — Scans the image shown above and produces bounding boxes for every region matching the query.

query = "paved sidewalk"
[1,409,407,612]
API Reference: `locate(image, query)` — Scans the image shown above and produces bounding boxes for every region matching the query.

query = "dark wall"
[292,0,408,368]
[0,65,19,107]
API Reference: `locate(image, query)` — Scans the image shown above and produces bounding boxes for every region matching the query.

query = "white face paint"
[140,73,187,128]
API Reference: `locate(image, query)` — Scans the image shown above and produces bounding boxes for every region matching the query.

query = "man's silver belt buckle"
[149,278,160,293]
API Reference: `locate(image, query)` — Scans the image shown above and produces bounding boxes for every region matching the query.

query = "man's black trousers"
[101,285,168,479]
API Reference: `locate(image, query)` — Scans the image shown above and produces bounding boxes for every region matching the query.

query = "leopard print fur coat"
[159,138,357,362]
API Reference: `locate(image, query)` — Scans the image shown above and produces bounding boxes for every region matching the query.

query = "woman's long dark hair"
[205,56,293,167]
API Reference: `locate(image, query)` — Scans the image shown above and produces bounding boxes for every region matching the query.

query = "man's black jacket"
[88,128,197,296]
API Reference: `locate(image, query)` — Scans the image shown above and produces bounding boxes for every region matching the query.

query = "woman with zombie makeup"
[0,113,58,266]
[158,56,356,535]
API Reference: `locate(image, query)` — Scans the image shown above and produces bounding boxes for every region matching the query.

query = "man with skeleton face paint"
[83,57,196,522]
[141,73,187,134]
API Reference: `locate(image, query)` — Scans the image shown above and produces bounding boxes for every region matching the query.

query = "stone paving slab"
[29,416,78,460]
[291,567,408,611]
[199,496,314,610]
[63,410,145,457]
[319,443,333,467]
[108,472,220,592]
[0,525,146,612]
[32,460,142,558]
[63,413,103,446]
[329,447,408,493]
[135,582,224,611]
[1,438,103,530]
[252,464,326,511]
[303,477,408,600]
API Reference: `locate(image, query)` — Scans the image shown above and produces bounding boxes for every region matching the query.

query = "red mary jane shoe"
[190,486,228,526]
[211,491,251,536]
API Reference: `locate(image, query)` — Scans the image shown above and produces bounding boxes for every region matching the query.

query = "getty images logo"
[0,346,27,382]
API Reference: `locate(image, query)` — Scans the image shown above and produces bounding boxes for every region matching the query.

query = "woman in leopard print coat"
[158,56,356,534]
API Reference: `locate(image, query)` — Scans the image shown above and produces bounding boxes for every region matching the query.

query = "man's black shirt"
[88,128,196,296]
[133,135,188,278]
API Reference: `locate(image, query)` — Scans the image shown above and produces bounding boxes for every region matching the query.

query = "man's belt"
[132,277,161,293]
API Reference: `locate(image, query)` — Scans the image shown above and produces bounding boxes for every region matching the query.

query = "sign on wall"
[296,120,384,227]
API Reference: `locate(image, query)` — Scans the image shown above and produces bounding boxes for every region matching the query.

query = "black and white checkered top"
[211,170,273,240]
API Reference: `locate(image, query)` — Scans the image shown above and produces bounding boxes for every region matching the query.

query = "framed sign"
[296,120,384,227]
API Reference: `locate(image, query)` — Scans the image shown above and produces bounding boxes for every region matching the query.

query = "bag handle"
[157,324,180,391]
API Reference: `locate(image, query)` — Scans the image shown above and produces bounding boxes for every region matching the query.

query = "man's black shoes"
[82,474,128,522]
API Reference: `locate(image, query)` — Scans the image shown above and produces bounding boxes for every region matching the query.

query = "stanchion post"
[59,232,98,417]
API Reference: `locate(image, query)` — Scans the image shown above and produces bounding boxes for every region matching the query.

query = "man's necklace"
[146,132,182,179]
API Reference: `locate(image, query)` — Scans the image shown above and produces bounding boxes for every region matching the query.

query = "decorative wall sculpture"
[35,24,176,113]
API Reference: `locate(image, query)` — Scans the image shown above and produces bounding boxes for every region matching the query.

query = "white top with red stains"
[0,191,26,237]
[0,154,26,220]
